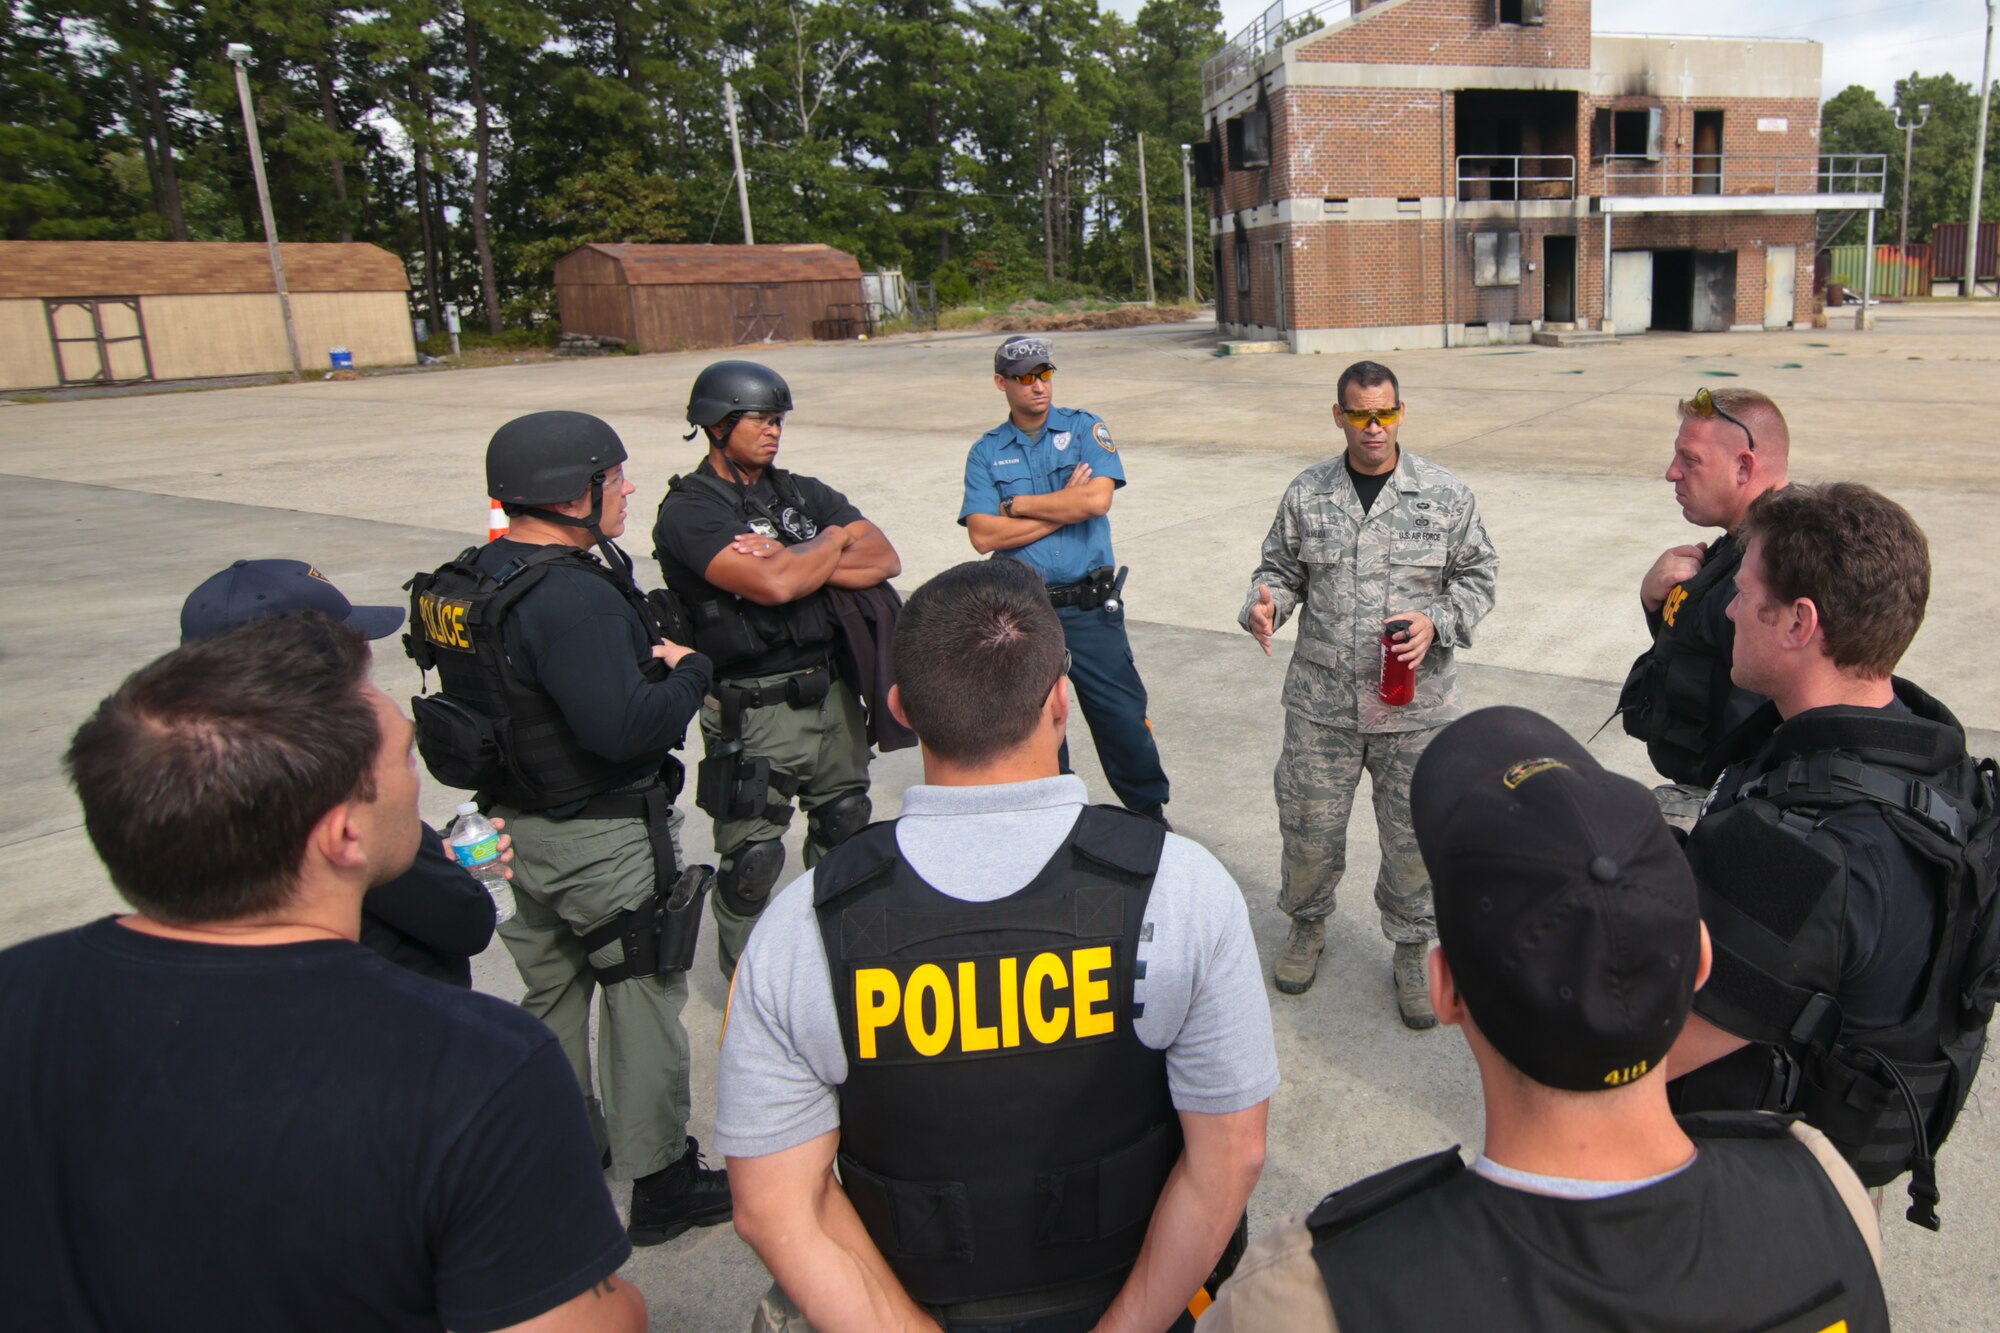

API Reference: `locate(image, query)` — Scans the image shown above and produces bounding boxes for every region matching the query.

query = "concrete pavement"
[4,304,1997,1326]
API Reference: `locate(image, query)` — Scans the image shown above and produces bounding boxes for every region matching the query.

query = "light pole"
[1894,102,1931,250]
[226,43,302,381]
[1967,0,1994,297]
[1181,143,1196,304]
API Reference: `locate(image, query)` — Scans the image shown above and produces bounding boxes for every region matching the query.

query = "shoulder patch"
[1093,420,1115,452]
[1305,1149,1463,1242]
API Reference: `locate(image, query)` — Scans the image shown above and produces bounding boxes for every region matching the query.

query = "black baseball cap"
[995,336,1056,376]
[1411,707,1701,1093]
[180,559,406,645]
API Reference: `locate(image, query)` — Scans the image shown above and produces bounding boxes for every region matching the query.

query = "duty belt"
[712,663,832,735]
[1045,566,1121,611]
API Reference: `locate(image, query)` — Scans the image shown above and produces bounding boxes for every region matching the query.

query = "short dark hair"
[893,560,1066,765]
[1337,360,1400,406]
[1740,482,1930,677]
[65,614,381,925]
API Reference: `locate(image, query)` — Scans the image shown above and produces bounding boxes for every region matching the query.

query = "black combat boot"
[627,1136,732,1246]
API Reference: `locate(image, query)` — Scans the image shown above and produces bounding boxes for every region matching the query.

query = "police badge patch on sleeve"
[1093,421,1115,452]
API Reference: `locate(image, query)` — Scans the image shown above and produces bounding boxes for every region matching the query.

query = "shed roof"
[568,243,863,285]
[0,242,411,298]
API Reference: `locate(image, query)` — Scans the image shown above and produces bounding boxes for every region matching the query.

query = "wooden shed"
[0,241,416,391]
[553,243,865,352]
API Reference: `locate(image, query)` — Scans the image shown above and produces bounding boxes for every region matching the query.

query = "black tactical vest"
[813,807,1180,1309]
[1672,683,2000,1227]
[652,466,837,677]
[1618,532,1749,787]
[1308,1113,1888,1331]
[404,542,667,810]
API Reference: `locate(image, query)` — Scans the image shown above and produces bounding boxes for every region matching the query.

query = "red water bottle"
[1379,619,1415,707]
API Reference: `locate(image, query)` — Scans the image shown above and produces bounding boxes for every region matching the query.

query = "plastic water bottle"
[447,802,514,924]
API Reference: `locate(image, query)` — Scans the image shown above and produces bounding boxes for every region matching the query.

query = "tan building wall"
[144,292,414,379]
[0,300,59,390]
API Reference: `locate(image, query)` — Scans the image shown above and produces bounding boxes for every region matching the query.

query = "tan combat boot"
[1274,918,1326,995]
[1392,941,1437,1030]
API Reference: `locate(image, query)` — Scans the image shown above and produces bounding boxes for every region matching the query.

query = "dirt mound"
[981,305,1201,333]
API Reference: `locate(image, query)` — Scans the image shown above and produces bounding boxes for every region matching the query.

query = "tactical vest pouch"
[1034,1120,1180,1245]
[838,1155,974,1263]
[410,693,509,793]
[644,586,694,648]
[690,596,771,665]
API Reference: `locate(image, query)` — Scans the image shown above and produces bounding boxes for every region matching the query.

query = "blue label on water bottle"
[452,833,501,869]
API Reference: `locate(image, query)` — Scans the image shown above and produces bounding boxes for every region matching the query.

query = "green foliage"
[1822,77,2000,247]
[5,0,1226,317]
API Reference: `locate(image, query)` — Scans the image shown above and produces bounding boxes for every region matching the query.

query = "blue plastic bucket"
[328,347,353,371]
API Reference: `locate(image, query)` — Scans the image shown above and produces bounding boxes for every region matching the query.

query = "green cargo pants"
[493,800,690,1182]
[704,670,872,979]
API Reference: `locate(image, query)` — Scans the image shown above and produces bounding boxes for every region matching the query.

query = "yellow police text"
[854,947,1117,1060]
[418,592,475,652]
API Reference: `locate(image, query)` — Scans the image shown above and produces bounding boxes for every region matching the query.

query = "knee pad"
[718,838,786,916]
[808,792,872,849]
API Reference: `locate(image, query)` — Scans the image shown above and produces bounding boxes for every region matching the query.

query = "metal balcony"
[1596,153,1887,213]
[1203,0,1357,99]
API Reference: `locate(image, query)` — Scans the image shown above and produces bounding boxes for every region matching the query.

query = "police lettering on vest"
[851,946,1118,1062]
[812,808,1180,1310]
[403,545,673,810]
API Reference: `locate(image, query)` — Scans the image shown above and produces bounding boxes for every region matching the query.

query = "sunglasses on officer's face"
[1007,368,1055,385]
[1047,649,1072,696]
[1337,405,1402,428]
[1684,387,1756,453]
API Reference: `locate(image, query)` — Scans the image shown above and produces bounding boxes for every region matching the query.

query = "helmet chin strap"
[517,475,633,580]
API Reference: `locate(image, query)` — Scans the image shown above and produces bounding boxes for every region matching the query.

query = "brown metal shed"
[553,243,865,352]
[0,241,416,390]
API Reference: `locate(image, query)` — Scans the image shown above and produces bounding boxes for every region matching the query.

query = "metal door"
[730,284,786,343]
[1692,251,1738,332]
[1764,244,1797,328]
[1610,251,1653,333]
[44,297,154,385]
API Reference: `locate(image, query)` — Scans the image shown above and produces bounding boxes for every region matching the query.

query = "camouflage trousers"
[1274,712,1440,945]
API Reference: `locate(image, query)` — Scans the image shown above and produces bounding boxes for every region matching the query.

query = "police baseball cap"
[1411,706,1702,1093]
[994,336,1056,376]
[180,559,406,645]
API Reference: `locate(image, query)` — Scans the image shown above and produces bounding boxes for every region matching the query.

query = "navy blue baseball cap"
[180,559,406,644]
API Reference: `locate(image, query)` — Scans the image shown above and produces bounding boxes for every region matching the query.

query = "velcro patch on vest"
[417,590,477,652]
[848,946,1124,1066]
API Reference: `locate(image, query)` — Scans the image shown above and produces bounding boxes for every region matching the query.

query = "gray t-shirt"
[716,776,1280,1159]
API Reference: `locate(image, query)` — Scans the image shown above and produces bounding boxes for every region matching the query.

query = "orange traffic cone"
[487,499,508,542]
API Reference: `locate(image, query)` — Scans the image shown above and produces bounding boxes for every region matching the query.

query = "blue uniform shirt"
[959,406,1127,586]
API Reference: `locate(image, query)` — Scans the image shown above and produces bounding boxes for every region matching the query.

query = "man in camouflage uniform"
[1242,360,1498,1027]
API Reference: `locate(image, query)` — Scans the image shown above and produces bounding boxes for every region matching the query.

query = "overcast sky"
[1164,0,1996,103]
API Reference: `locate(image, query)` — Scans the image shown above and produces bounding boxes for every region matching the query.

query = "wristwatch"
[1000,495,1016,518]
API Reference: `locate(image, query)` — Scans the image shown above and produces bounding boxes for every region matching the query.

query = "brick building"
[1196,0,1886,352]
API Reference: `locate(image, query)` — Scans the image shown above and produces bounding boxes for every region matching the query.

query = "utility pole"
[1895,102,1931,250]
[724,80,754,246]
[226,43,302,381]
[1137,134,1156,305]
[1181,143,1197,304]
[1967,0,1995,297]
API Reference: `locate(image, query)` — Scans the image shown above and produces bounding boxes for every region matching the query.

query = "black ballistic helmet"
[486,411,628,505]
[686,360,793,428]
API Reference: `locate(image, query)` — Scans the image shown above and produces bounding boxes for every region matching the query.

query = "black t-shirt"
[1,919,629,1332]
[1345,456,1392,514]
[359,823,497,988]
[475,538,710,783]
[654,461,864,677]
